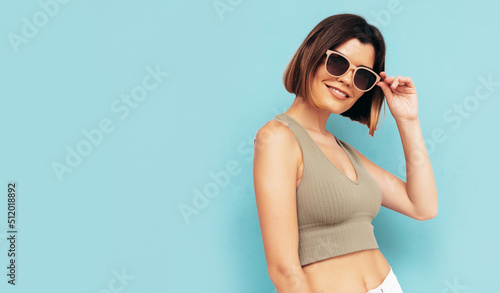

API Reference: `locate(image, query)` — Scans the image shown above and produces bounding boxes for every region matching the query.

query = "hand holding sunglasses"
[324,49,419,123]
[376,71,419,123]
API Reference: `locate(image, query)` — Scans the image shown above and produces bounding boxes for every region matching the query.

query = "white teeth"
[328,86,347,97]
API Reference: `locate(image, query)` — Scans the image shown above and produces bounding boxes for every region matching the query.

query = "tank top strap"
[271,113,327,163]
[272,113,313,150]
[271,112,366,183]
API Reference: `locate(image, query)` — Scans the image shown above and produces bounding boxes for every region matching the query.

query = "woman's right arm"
[253,120,314,293]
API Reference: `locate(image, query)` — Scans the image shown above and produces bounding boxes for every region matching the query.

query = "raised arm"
[253,120,314,293]
[369,72,439,220]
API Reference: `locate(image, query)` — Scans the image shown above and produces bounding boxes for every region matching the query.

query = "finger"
[379,72,391,82]
[377,81,393,101]
[391,76,402,89]
[380,72,393,82]
[383,76,397,85]
[396,76,415,88]
[391,79,398,90]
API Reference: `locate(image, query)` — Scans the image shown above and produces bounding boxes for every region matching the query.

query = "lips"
[325,84,350,99]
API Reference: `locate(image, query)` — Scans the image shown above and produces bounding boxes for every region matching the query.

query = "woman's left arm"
[393,115,438,220]
[376,72,438,220]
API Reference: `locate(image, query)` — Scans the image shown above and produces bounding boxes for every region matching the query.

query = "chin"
[322,98,354,113]
[318,104,350,115]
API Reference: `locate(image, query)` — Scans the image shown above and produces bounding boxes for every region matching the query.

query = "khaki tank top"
[272,113,382,267]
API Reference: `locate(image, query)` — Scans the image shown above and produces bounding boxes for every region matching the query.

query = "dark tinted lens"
[326,53,349,76]
[354,68,377,90]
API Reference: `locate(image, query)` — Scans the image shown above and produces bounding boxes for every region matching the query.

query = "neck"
[284,96,332,135]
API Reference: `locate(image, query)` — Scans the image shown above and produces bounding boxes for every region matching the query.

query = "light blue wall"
[0,0,498,292]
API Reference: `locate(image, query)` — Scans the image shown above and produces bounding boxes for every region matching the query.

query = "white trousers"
[366,267,403,293]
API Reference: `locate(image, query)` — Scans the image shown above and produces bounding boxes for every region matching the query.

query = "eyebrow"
[332,49,374,71]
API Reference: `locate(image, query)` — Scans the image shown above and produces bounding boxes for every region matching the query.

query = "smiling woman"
[253,13,437,293]
[282,14,386,137]
[310,39,380,113]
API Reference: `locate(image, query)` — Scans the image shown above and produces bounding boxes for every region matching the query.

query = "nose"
[337,67,355,88]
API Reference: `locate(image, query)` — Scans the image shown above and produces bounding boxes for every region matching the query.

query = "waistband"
[366,266,397,293]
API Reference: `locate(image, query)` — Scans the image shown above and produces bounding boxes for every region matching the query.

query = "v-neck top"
[272,113,382,267]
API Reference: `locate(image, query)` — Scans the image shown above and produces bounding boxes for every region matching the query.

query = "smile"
[326,84,349,99]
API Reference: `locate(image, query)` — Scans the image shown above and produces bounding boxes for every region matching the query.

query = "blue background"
[0,0,498,292]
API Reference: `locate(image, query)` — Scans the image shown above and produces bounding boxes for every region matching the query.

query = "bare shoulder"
[254,119,299,155]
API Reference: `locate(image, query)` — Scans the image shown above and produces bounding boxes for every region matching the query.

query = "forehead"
[333,38,376,69]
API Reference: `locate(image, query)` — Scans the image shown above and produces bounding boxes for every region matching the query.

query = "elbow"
[416,212,436,221]
[268,263,311,292]
[416,207,438,221]
[413,193,438,221]
[267,263,302,285]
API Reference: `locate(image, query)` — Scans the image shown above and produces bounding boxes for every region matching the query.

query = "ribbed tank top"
[272,113,382,267]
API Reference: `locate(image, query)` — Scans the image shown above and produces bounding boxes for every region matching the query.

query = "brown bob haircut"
[283,13,386,136]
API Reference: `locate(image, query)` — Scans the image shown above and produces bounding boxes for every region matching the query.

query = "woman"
[252,14,438,293]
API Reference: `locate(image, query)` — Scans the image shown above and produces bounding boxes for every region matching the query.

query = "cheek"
[352,90,365,100]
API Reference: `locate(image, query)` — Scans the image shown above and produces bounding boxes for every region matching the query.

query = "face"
[309,38,376,114]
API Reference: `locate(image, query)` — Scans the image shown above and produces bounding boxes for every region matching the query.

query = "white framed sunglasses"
[324,50,381,92]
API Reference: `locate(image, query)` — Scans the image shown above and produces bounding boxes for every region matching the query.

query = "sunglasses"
[324,50,381,92]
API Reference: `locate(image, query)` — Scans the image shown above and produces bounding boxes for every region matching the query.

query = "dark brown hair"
[283,13,386,136]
